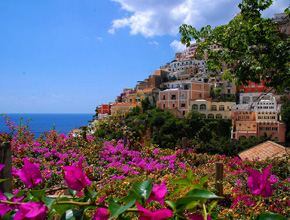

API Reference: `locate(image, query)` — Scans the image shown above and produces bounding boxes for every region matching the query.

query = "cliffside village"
[89,13,290,144]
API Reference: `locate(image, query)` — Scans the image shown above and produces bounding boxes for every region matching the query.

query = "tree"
[180,0,290,92]
[94,106,98,116]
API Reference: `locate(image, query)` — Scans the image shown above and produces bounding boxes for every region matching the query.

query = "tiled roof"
[238,141,289,161]
[137,87,157,93]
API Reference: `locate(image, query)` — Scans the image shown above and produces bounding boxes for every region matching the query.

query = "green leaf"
[84,186,98,199]
[186,189,223,200]
[171,179,191,185]
[108,197,135,220]
[14,190,25,198]
[30,189,45,201]
[132,179,153,204]
[47,209,57,220]
[119,190,139,203]
[176,196,201,209]
[186,169,194,181]
[185,201,199,210]
[188,184,203,190]
[44,196,56,209]
[254,212,287,220]
[168,185,187,197]
[4,192,14,200]
[1,211,11,220]
[208,200,218,213]
[54,197,72,216]
[27,191,34,201]
[165,200,176,211]
[199,173,214,185]
[0,178,9,183]
[60,209,84,220]
[68,187,78,197]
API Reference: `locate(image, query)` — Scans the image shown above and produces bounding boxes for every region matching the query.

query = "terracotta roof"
[111,103,136,107]
[70,129,81,133]
[137,87,157,93]
[238,141,289,161]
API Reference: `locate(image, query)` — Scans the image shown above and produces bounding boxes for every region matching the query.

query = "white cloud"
[170,40,186,52]
[149,41,159,46]
[109,0,289,37]
[96,37,103,41]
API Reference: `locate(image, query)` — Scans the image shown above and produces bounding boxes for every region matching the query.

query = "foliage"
[281,95,290,145]
[180,0,290,92]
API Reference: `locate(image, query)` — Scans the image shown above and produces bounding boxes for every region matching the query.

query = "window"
[216,114,222,119]
[212,105,217,111]
[272,127,278,130]
[171,94,176,100]
[266,127,271,130]
[208,114,214,119]
[181,103,186,108]
[200,104,206,111]
[219,105,225,111]
[242,97,250,104]
[183,111,185,115]
[163,95,165,100]
[192,104,198,110]
[173,104,175,108]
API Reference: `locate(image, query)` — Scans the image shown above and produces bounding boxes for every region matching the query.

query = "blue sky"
[0,0,288,113]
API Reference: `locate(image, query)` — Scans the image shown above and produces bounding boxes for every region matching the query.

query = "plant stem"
[203,203,208,220]
[0,200,22,205]
[249,195,262,220]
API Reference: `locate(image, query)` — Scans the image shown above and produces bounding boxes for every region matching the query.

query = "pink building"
[157,80,211,116]
[232,110,286,142]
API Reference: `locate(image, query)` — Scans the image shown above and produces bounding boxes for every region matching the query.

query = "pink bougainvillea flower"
[146,179,167,206]
[92,208,110,220]
[246,164,273,197]
[16,158,43,189]
[0,190,24,218]
[14,202,48,220]
[188,213,211,220]
[62,158,91,191]
[137,201,172,220]
[188,213,204,220]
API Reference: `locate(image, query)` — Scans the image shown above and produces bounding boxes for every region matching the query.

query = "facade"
[157,79,211,117]
[231,110,286,142]
[111,103,137,118]
[214,80,237,96]
[236,81,268,93]
[190,100,234,119]
[97,104,112,115]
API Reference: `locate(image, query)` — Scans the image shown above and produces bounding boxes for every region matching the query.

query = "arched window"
[208,114,214,119]
[200,104,206,111]
[212,105,217,111]
[201,114,206,119]
[192,104,198,110]
[216,114,222,119]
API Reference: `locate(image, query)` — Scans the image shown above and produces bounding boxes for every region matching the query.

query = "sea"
[0,113,94,138]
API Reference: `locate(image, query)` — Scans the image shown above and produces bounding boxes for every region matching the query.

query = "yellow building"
[190,100,234,119]
[111,103,137,119]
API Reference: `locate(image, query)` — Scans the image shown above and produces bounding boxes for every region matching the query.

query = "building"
[111,103,137,119]
[157,78,211,116]
[190,100,234,119]
[97,104,112,115]
[231,110,286,142]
